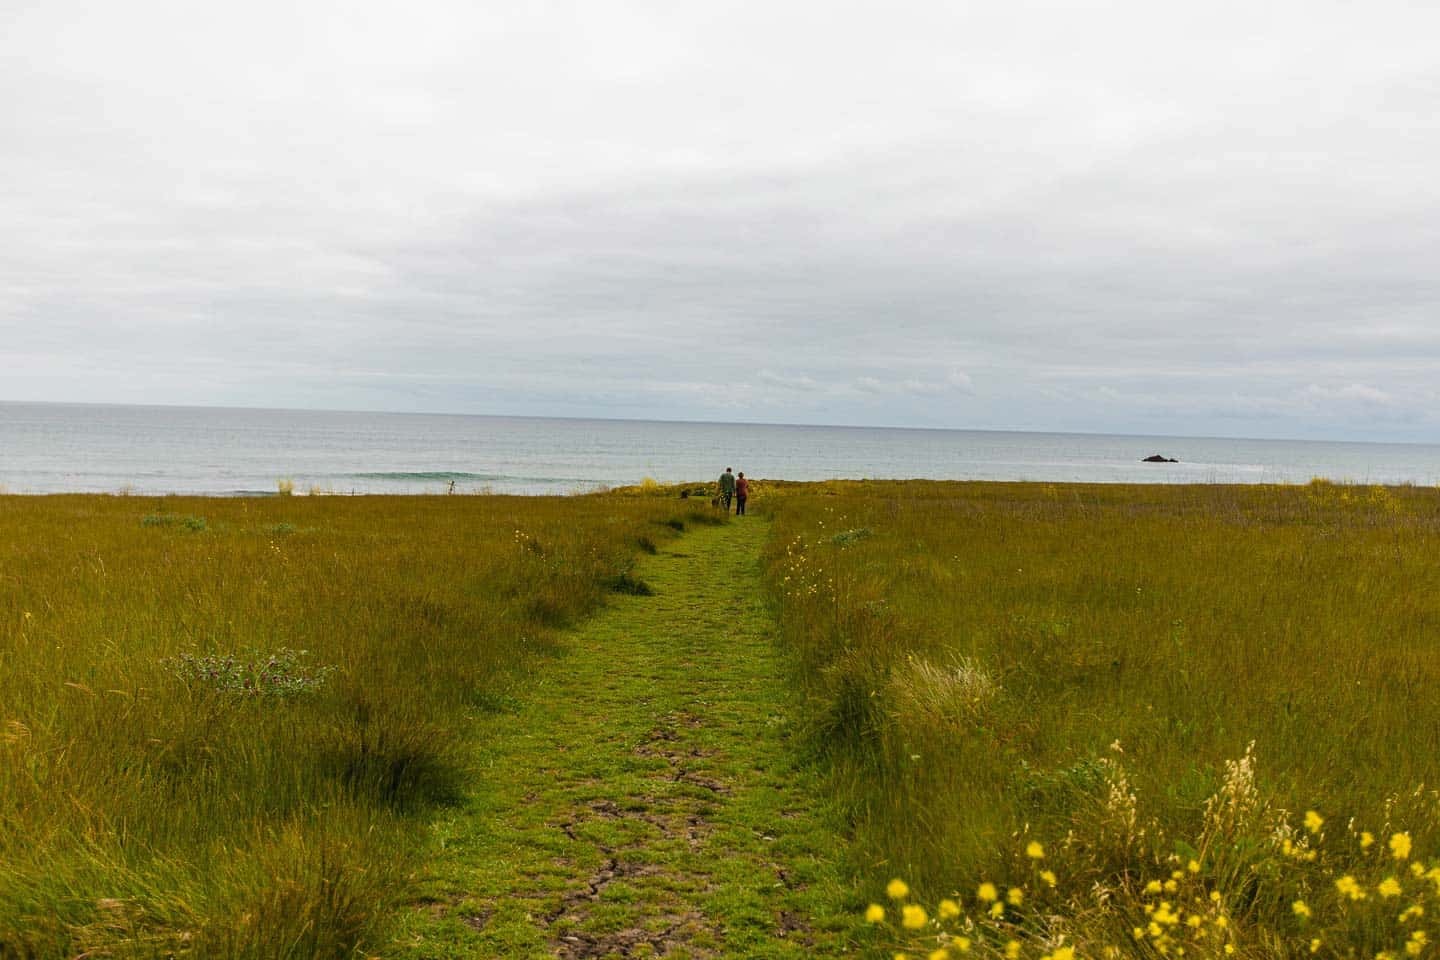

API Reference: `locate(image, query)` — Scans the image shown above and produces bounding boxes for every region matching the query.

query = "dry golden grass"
[760,479,1440,958]
[0,492,704,957]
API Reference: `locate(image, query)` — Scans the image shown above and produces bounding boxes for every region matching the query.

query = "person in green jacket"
[718,467,735,513]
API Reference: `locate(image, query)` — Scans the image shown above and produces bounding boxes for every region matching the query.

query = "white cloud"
[2,0,1438,441]
[946,370,975,393]
[1310,383,1395,406]
[757,370,820,392]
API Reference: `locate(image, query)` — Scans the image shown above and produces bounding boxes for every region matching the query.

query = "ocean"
[2,401,1438,495]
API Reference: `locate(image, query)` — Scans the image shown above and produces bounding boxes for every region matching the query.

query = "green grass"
[759,479,1440,957]
[0,492,713,957]
[391,516,861,957]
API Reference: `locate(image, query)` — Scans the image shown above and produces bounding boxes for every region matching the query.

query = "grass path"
[392,516,860,958]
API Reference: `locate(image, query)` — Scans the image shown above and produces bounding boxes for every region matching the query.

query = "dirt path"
[393,517,858,958]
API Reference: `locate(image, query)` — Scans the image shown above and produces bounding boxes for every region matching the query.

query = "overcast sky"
[3,1,1438,441]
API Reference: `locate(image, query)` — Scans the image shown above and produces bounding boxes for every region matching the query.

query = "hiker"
[735,472,749,516]
[718,467,735,513]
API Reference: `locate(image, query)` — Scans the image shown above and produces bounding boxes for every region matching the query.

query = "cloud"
[1,1,1438,441]
[757,370,821,392]
[1304,383,1395,406]
[946,370,975,393]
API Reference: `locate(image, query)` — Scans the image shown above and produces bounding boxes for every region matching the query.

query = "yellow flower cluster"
[1134,866,1236,957]
[866,819,1440,960]
[778,534,831,599]
[867,841,1068,960]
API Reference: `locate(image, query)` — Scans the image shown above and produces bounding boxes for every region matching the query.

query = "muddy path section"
[393,516,859,959]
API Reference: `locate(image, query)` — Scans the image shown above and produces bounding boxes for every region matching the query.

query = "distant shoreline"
[2,475,1434,500]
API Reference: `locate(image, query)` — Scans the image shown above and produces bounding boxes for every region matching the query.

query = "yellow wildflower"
[1305,810,1325,833]
[1187,860,1201,874]
[1040,870,1057,888]
[929,950,951,960]
[1027,841,1046,859]
[1052,947,1075,960]
[1005,941,1020,959]
[1311,940,1322,954]
[1215,916,1229,929]
[1225,945,1236,955]
[902,904,929,929]
[888,878,911,900]
[1187,915,1203,929]
[1380,877,1403,898]
[1164,880,1179,893]
[1362,832,1376,849]
[1133,928,1146,941]
[1171,870,1185,880]
[866,903,886,923]
[990,902,1006,919]
[895,954,908,960]
[1336,875,1368,900]
[1210,891,1223,903]
[1401,905,1425,923]
[1293,900,1312,918]
[939,898,961,920]
[955,937,972,953]
[1393,833,1414,860]
[978,882,998,903]
[1008,887,1024,906]
[1412,863,1426,878]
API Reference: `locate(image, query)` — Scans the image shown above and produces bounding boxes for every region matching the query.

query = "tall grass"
[0,492,706,957]
[760,480,1440,956]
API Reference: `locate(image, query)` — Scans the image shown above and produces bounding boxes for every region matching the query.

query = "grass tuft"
[141,512,207,530]
[169,647,333,697]
[604,572,655,596]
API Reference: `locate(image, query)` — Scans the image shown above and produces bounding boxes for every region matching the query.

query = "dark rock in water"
[1142,454,1179,463]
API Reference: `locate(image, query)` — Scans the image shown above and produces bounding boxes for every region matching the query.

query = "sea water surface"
[2,401,1439,495]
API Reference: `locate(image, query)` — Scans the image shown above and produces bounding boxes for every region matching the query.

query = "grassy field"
[8,480,1440,959]
[760,479,1440,958]
[0,492,706,958]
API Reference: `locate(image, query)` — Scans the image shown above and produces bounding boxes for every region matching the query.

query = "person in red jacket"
[734,472,750,516]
